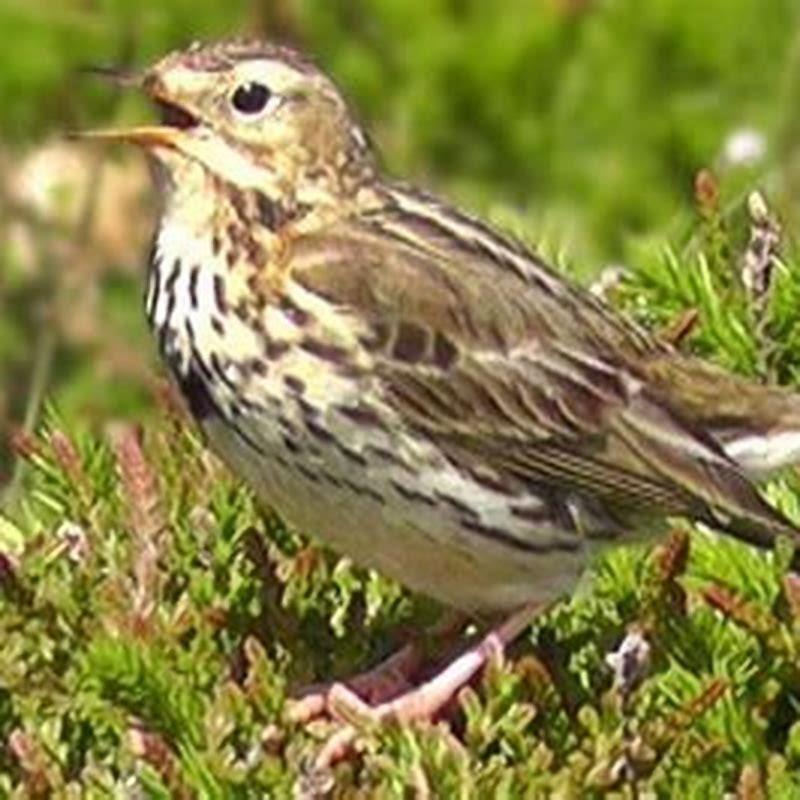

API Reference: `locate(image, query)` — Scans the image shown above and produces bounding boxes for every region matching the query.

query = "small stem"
[1,33,136,510]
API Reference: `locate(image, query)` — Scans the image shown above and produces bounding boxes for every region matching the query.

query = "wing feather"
[289,198,798,547]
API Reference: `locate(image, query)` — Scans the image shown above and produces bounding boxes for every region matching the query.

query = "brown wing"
[290,198,798,547]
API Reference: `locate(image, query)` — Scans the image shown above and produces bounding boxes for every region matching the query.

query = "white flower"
[56,520,90,564]
[606,629,651,695]
[723,128,766,167]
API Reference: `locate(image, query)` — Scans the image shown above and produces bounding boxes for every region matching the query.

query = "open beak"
[73,125,186,149]
[71,66,200,150]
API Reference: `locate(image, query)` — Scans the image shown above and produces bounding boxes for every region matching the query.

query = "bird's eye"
[231,82,272,115]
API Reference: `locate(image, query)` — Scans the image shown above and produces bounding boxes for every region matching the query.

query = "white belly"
[200,407,587,614]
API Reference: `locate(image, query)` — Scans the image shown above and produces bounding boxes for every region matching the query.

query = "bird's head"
[80,39,375,200]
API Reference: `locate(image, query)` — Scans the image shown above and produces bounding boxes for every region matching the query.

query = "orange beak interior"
[72,125,185,148]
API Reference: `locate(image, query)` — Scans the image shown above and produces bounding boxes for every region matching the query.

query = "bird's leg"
[314,602,542,768]
[286,611,467,723]
[287,643,421,723]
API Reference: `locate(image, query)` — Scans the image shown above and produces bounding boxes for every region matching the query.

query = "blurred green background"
[2,0,800,493]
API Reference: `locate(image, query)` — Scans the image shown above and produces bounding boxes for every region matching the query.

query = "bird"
[80,38,800,763]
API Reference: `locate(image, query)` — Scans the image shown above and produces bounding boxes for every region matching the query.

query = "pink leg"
[286,643,421,723]
[314,603,541,768]
[286,612,467,724]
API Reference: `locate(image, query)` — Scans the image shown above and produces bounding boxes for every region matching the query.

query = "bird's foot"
[286,612,467,725]
[286,641,423,724]
[310,603,541,768]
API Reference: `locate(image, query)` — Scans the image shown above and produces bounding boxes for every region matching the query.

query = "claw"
[311,603,542,768]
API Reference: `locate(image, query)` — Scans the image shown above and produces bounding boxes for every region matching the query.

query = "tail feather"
[643,353,800,476]
[613,390,800,553]
[720,428,800,477]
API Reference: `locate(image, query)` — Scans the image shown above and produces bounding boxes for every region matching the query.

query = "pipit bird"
[83,40,800,762]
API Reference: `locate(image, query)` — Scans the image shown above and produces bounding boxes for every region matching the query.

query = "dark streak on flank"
[321,472,344,489]
[165,258,181,294]
[461,518,580,554]
[213,275,228,314]
[176,364,217,422]
[392,481,436,507]
[338,403,383,428]
[300,337,349,364]
[279,295,310,327]
[249,314,266,336]
[211,317,225,336]
[158,326,176,361]
[239,394,270,414]
[278,415,296,434]
[345,479,386,505]
[164,290,177,331]
[184,317,197,346]
[283,374,305,394]
[145,266,160,323]
[282,435,301,454]
[265,339,290,360]
[363,444,417,474]
[296,396,320,419]
[435,492,479,520]
[294,462,322,484]
[228,418,270,457]
[461,464,513,495]
[210,352,237,391]
[188,265,200,308]
[208,351,226,382]
[273,453,290,469]
[147,237,160,271]
[509,504,550,523]
[249,358,268,377]
[190,346,215,385]
[337,445,368,467]
[301,408,369,467]
[175,354,267,462]
[305,418,335,444]
[162,259,181,324]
